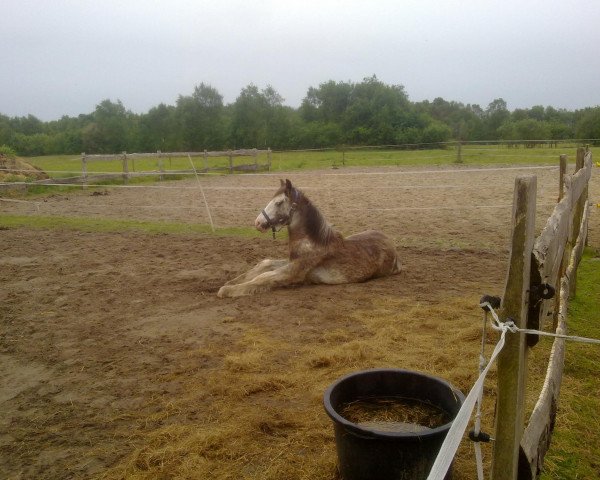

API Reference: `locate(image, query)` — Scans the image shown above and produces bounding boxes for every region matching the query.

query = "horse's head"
[255,179,299,234]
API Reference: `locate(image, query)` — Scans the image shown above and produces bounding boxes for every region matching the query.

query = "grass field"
[0,214,262,237]
[22,143,598,180]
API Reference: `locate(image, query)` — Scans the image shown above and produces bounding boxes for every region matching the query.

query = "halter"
[261,208,278,239]
[262,189,299,239]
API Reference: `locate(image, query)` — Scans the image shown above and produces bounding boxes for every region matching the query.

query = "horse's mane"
[293,189,343,247]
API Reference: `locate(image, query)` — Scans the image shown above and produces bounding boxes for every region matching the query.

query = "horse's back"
[307,229,399,284]
[345,229,391,244]
[346,229,400,275]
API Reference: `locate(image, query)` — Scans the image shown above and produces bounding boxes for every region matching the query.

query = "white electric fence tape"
[426,324,509,480]
[473,310,490,480]
[427,301,600,480]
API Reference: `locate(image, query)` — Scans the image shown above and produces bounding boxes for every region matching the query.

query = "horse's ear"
[285,179,293,194]
[279,179,285,188]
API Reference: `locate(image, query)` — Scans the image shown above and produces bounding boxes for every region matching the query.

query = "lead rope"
[261,209,277,239]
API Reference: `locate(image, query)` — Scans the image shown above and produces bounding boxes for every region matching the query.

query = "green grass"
[25,154,83,178]
[270,144,596,170]
[25,153,259,179]
[0,213,261,237]
[540,248,600,480]
[23,144,598,180]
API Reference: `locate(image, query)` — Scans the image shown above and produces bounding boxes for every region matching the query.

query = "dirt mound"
[0,154,49,182]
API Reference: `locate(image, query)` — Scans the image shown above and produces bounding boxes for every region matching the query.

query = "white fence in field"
[79,149,272,184]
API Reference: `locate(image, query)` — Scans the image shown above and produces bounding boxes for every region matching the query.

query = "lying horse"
[217,179,401,298]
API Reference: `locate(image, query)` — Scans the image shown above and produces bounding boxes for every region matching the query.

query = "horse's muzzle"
[255,217,269,232]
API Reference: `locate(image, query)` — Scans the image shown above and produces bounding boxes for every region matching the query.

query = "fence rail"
[79,149,272,185]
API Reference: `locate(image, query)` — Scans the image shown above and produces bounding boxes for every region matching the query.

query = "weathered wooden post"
[122,151,129,184]
[203,149,208,172]
[491,175,537,480]
[456,141,463,164]
[569,147,586,296]
[558,154,567,202]
[253,148,258,171]
[228,150,233,174]
[267,148,272,171]
[583,148,590,248]
[81,152,87,189]
[157,150,164,181]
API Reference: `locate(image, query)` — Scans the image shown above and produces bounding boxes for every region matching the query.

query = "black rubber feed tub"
[324,368,464,480]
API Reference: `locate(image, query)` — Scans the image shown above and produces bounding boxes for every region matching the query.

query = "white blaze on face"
[255,193,286,232]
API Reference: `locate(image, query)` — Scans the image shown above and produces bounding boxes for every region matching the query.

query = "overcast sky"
[2,0,600,121]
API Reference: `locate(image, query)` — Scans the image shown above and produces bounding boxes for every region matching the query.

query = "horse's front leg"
[218,261,304,298]
[222,259,288,287]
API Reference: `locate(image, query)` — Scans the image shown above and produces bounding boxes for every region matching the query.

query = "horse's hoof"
[218,285,245,298]
[217,286,228,298]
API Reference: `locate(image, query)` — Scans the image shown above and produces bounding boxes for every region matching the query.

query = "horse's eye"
[275,200,283,207]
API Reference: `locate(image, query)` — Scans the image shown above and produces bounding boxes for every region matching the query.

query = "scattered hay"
[340,397,451,432]
[89,291,554,480]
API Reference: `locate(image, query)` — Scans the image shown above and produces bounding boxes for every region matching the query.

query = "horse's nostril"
[255,218,267,231]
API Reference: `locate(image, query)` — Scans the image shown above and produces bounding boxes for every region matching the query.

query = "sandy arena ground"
[1,163,598,479]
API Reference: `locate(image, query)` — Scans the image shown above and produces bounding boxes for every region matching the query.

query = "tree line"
[1,75,599,156]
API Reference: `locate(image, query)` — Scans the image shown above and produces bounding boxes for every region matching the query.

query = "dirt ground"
[1,163,598,479]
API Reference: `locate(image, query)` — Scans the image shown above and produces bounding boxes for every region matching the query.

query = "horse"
[217,179,401,298]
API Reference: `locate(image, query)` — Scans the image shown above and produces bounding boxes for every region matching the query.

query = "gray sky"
[2,0,600,121]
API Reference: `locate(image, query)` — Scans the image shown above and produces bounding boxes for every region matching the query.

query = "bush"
[0,144,17,158]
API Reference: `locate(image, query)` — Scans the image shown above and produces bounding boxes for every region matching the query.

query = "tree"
[300,76,414,146]
[0,79,597,154]
[11,132,51,156]
[176,83,226,150]
[343,75,411,144]
[0,114,13,147]
[10,114,44,136]
[300,80,353,124]
[416,98,485,141]
[575,107,600,141]
[82,99,131,153]
[484,98,510,139]
[229,84,286,148]
[528,105,545,121]
[138,103,177,151]
[420,120,452,144]
[498,118,552,142]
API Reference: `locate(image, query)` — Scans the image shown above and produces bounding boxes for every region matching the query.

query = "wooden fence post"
[81,152,87,189]
[203,149,208,172]
[157,150,164,181]
[122,151,129,183]
[558,154,567,202]
[582,148,590,249]
[456,141,463,163]
[491,175,537,480]
[267,148,272,171]
[569,148,586,296]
